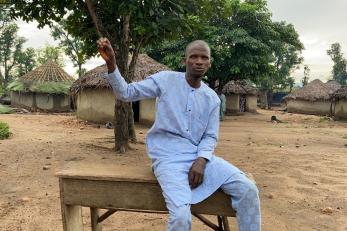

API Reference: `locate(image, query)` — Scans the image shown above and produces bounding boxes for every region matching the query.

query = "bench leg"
[91,208,102,231]
[222,216,230,231]
[61,204,83,231]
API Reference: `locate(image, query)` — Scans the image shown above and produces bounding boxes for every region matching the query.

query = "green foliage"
[0,121,10,139]
[0,22,27,87]
[0,105,13,114]
[7,80,24,91]
[302,65,310,87]
[146,0,303,92]
[15,47,36,77]
[327,43,347,85]
[51,20,89,78]
[30,81,71,94]
[7,80,71,94]
[36,44,64,67]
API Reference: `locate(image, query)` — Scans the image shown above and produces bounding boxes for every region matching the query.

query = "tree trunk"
[78,64,82,79]
[128,104,137,143]
[114,100,130,153]
[113,15,131,153]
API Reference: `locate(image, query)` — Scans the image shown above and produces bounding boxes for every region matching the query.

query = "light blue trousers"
[165,172,261,231]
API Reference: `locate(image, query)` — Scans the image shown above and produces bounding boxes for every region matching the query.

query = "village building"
[8,60,74,112]
[283,79,341,116]
[332,85,347,120]
[222,80,258,114]
[70,54,170,124]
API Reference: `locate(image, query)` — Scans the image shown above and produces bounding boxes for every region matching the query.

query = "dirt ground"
[0,109,347,231]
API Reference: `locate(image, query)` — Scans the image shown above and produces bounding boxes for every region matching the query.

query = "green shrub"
[0,122,10,139]
[0,105,13,114]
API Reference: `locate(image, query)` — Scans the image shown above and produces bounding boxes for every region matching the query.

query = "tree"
[0,23,26,87]
[9,0,202,152]
[302,65,310,86]
[15,47,36,77]
[327,43,347,85]
[36,44,64,67]
[257,21,303,108]
[147,0,276,91]
[51,20,89,78]
[146,0,303,108]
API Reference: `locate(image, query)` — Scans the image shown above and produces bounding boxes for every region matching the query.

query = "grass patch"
[0,121,10,140]
[0,105,13,114]
[319,116,331,123]
[343,135,347,139]
[7,80,72,94]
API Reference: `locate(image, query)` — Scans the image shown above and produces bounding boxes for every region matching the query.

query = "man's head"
[184,40,211,79]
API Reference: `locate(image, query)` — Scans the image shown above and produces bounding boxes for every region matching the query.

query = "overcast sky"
[17,0,347,82]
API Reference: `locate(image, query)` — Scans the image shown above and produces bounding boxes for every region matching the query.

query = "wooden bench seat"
[56,162,236,231]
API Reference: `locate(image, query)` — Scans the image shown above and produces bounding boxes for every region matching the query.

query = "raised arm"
[97,38,161,101]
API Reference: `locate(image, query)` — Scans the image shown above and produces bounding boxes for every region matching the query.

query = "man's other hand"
[188,157,207,189]
[97,37,116,73]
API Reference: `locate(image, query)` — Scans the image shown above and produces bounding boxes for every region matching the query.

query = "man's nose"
[196,57,203,65]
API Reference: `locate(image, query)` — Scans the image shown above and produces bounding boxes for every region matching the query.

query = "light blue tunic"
[106,69,241,206]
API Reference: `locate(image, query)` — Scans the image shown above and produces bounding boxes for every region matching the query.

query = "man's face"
[184,44,211,78]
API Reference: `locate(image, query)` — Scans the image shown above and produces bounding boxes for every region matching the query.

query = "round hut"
[332,85,347,120]
[70,54,170,124]
[283,79,341,116]
[222,80,258,114]
[8,60,74,112]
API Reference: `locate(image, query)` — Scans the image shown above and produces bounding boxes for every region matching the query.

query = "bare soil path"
[1,109,346,231]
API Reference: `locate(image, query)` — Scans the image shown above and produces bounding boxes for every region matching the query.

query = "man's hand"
[188,157,207,189]
[97,37,116,73]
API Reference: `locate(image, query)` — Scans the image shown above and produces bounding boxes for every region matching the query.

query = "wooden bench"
[56,162,236,231]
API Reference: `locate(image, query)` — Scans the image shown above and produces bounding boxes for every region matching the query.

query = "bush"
[0,122,10,140]
[0,105,13,114]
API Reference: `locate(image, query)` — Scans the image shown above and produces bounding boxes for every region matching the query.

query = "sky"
[16,0,347,82]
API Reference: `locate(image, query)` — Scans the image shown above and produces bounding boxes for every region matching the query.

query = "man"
[217,90,227,121]
[97,38,261,231]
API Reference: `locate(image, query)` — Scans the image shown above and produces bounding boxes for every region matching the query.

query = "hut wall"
[10,91,34,109]
[226,94,239,114]
[35,93,70,112]
[76,88,115,123]
[334,99,347,120]
[246,95,257,112]
[139,98,156,124]
[286,99,332,116]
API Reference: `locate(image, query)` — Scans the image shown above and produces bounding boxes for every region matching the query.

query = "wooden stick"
[85,0,103,38]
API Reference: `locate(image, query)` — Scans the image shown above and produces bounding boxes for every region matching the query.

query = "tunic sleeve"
[197,104,220,161]
[105,68,162,102]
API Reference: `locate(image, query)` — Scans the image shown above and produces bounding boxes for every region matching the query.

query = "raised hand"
[97,37,116,72]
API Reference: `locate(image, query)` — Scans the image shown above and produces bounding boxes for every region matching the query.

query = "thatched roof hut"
[333,85,347,100]
[21,59,74,82]
[332,85,347,120]
[222,80,258,96]
[284,79,342,116]
[72,54,170,123]
[221,80,258,114]
[283,79,341,102]
[70,54,170,95]
[8,60,74,112]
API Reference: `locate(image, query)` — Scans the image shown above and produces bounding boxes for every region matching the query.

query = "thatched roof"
[7,60,73,95]
[333,85,347,100]
[283,79,341,102]
[222,80,258,96]
[70,54,170,94]
[21,59,74,82]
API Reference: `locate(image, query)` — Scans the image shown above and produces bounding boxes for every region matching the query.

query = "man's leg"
[221,172,261,231]
[166,199,192,231]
